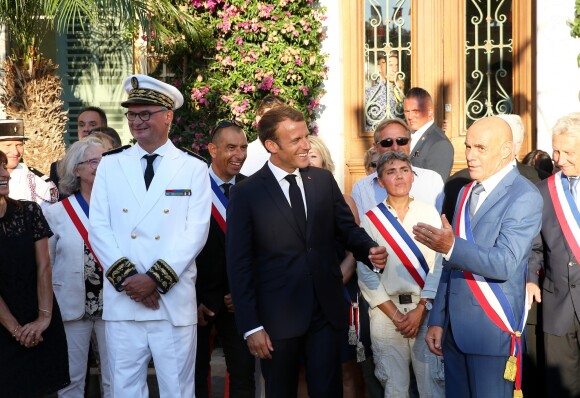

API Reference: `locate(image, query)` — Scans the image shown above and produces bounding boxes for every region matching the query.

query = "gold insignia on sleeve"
[146,259,179,294]
[106,257,138,292]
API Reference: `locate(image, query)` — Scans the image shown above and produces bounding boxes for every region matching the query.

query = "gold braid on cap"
[127,88,174,109]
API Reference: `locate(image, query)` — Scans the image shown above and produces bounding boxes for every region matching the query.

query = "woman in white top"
[45,137,111,398]
[358,151,445,398]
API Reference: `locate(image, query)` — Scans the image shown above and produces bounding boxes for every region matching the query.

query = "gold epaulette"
[146,259,179,294]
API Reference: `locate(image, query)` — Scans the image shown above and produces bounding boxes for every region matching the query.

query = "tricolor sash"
[62,193,102,270]
[210,176,228,233]
[366,203,429,288]
[455,182,527,397]
[547,172,580,263]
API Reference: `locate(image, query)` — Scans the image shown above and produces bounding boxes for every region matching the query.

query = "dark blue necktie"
[285,174,306,233]
[221,183,232,199]
[143,154,158,190]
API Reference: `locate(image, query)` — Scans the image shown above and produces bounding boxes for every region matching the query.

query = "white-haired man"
[527,112,580,398]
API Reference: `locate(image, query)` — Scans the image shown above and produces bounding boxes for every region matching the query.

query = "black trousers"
[544,315,580,398]
[195,310,255,398]
[261,302,343,398]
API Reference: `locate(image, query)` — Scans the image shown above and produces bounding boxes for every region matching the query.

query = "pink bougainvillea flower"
[257,74,274,91]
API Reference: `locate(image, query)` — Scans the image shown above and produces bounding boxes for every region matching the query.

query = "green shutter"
[56,15,133,145]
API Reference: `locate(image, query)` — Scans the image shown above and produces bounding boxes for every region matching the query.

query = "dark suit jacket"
[442,162,548,222]
[195,174,245,315]
[410,123,454,181]
[226,164,377,340]
[529,175,580,336]
[430,168,543,356]
[50,159,67,201]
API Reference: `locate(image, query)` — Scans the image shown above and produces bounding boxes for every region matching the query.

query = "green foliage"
[0,0,51,64]
[163,0,329,156]
[569,0,580,66]
[0,0,207,62]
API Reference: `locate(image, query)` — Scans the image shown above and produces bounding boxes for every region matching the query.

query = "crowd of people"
[0,73,579,398]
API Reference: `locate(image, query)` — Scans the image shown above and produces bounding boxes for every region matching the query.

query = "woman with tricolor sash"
[357,151,445,398]
[45,137,113,398]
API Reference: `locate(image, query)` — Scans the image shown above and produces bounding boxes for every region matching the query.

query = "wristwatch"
[418,299,433,311]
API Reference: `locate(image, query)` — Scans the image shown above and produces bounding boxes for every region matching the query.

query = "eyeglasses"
[369,162,377,168]
[77,158,101,169]
[210,120,244,137]
[124,109,167,121]
[377,137,410,148]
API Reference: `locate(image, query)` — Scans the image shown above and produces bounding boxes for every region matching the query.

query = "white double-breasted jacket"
[89,142,211,326]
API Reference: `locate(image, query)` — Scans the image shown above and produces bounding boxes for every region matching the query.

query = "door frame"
[342,0,535,193]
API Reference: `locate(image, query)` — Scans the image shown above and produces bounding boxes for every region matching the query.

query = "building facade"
[317,0,580,191]
[1,1,579,192]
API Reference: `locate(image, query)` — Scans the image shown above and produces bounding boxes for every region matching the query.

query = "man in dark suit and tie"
[226,105,387,397]
[404,87,454,181]
[527,112,580,398]
[414,116,542,398]
[195,120,255,397]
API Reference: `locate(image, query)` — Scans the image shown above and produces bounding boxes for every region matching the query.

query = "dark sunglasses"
[210,120,244,137]
[369,162,377,168]
[377,137,410,148]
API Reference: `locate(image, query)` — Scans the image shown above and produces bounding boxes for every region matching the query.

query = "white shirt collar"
[479,161,515,195]
[209,163,236,185]
[410,120,434,151]
[268,160,300,183]
[136,139,171,158]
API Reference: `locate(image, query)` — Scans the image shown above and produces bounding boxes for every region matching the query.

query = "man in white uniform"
[89,75,211,398]
[0,119,58,210]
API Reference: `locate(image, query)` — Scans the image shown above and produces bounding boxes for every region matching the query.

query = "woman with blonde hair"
[308,135,336,175]
[44,136,112,398]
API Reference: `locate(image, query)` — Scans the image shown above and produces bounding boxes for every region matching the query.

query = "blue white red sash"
[455,182,528,394]
[62,194,102,270]
[366,203,429,288]
[548,172,580,263]
[210,176,228,233]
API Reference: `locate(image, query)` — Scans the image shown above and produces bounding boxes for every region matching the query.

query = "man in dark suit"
[527,112,580,398]
[195,121,255,397]
[226,105,388,397]
[415,116,542,398]
[404,87,454,181]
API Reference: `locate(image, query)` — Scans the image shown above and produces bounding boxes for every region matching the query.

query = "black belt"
[398,294,413,304]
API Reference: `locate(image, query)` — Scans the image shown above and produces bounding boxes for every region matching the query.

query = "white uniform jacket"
[45,195,89,321]
[10,163,58,210]
[89,142,211,326]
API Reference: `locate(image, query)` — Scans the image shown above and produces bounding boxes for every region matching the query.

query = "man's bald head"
[464,116,513,182]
